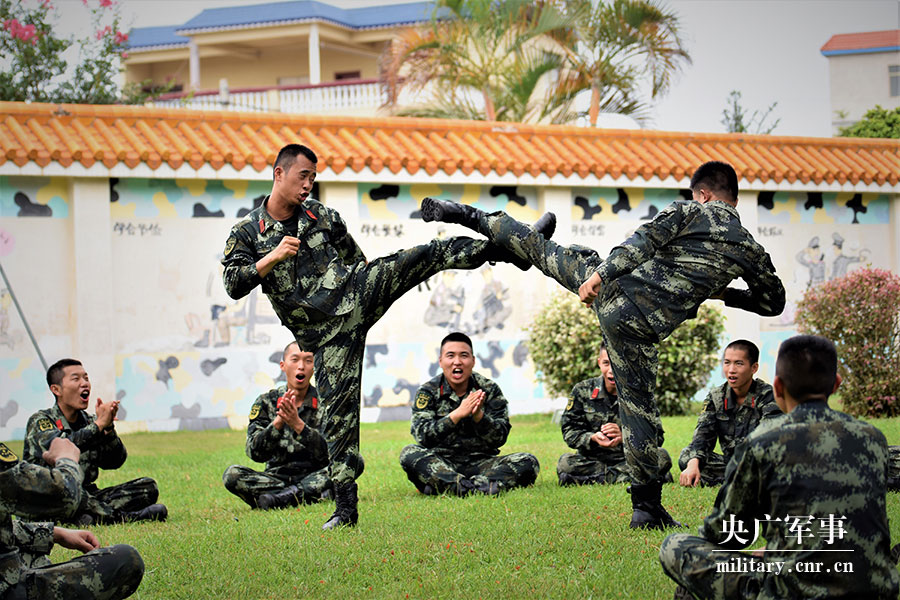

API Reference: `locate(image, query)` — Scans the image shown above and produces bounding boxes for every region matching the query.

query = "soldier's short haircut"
[598,343,608,359]
[46,358,83,390]
[775,335,837,402]
[274,144,318,177]
[725,339,759,364]
[690,161,739,202]
[283,341,300,360]
[440,331,473,354]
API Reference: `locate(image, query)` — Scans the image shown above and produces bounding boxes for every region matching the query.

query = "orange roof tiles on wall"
[0,101,897,190]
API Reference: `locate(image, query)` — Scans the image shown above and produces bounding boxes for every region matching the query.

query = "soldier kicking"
[222,144,554,529]
[420,161,785,529]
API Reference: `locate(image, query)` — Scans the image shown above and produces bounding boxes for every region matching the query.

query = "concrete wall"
[0,174,896,440]
[828,51,900,133]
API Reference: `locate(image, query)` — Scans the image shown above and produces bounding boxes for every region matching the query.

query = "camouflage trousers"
[8,544,144,600]
[284,237,493,486]
[478,211,665,485]
[660,534,762,599]
[73,477,159,523]
[677,450,727,487]
[399,444,540,494]
[222,461,358,508]
[557,448,672,484]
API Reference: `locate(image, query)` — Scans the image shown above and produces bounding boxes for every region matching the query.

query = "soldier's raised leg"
[89,478,166,524]
[420,198,594,292]
[468,452,540,493]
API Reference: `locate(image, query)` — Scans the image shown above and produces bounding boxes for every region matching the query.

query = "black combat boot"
[120,503,168,523]
[421,197,483,229]
[322,482,358,530]
[455,478,477,497]
[257,485,307,510]
[629,482,684,530]
[473,479,501,496]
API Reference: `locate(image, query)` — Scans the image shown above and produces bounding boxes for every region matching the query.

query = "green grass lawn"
[7,411,900,599]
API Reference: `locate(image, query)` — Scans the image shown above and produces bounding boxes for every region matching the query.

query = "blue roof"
[126,25,187,49]
[176,1,435,32]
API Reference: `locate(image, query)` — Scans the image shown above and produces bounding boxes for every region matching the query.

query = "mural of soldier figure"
[424,271,465,330]
[796,236,825,287]
[830,232,868,279]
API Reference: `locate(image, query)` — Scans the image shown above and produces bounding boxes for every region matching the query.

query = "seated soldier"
[660,335,900,599]
[1,436,144,599]
[24,359,166,525]
[558,344,672,485]
[223,342,362,509]
[679,340,781,487]
[399,331,540,496]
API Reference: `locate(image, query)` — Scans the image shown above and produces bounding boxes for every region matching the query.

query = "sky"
[48,0,900,137]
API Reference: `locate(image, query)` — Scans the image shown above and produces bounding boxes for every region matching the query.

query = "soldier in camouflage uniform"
[421,161,785,529]
[558,345,672,485]
[1,436,144,599]
[660,335,900,600]
[23,359,166,525]
[679,340,781,488]
[399,332,539,495]
[222,145,555,529]
[223,342,361,509]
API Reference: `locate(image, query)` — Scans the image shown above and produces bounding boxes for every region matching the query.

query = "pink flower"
[81,0,88,5]
[4,19,38,45]
[39,0,52,8]
[95,24,112,40]
[120,51,128,58]
[114,30,128,44]
[99,0,113,6]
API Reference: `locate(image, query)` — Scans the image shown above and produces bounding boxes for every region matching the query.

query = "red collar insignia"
[305,209,317,221]
[259,218,265,233]
[312,397,318,409]
[55,419,63,430]
[591,388,599,399]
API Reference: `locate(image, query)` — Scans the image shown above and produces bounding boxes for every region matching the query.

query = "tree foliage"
[0,0,157,104]
[552,0,691,126]
[795,268,900,417]
[720,90,780,134]
[380,0,690,124]
[838,105,900,139]
[526,292,724,415]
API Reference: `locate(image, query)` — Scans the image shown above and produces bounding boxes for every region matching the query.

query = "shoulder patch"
[565,399,574,411]
[248,403,261,420]
[37,418,55,432]
[0,442,18,464]
[223,236,237,257]
[415,392,430,410]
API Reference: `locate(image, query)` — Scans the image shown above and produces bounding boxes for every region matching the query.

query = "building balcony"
[148,78,386,115]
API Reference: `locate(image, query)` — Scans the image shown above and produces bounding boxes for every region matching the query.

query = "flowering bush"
[795,268,900,417]
[526,292,724,415]
[0,0,155,104]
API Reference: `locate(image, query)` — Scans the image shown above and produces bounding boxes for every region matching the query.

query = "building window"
[890,65,900,97]
[335,71,361,81]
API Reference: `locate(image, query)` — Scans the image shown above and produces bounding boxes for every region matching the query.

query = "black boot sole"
[420,197,449,223]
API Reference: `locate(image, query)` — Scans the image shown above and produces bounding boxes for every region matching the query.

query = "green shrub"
[795,268,900,417]
[526,292,724,415]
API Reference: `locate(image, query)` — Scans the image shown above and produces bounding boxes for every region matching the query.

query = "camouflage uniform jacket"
[23,404,126,492]
[699,402,899,599]
[595,200,785,340]
[0,442,83,596]
[221,197,367,326]
[560,377,625,464]
[246,385,328,478]
[410,373,510,459]
[681,378,780,467]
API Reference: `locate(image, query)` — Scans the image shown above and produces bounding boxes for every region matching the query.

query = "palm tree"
[379,0,575,123]
[552,0,691,126]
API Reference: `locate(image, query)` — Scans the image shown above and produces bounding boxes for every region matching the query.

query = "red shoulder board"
[591,388,599,399]
[312,397,318,409]
[259,218,265,233]
[55,419,63,430]
[305,209,317,221]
